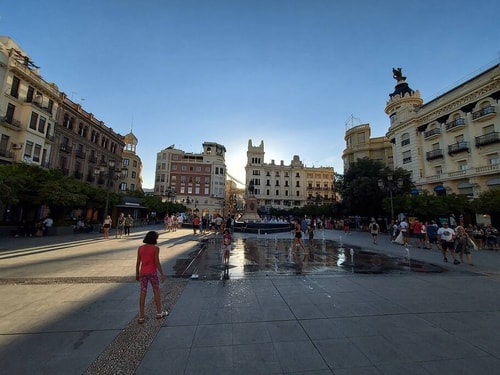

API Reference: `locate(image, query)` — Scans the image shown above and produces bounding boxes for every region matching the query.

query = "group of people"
[390,218,490,266]
[163,214,182,232]
[102,213,134,239]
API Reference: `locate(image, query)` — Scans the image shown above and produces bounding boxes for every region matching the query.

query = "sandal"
[138,317,145,324]
[156,311,168,319]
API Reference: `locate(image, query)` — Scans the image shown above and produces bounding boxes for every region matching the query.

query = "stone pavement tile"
[273,340,330,373]
[260,302,295,321]
[197,301,232,324]
[420,356,500,375]
[349,335,411,364]
[231,321,272,345]
[183,345,233,375]
[232,342,282,374]
[371,362,428,375]
[454,329,500,357]
[314,337,372,369]
[287,302,327,319]
[300,318,346,340]
[231,305,265,323]
[0,330,117,375]
[192,323,232,347]
[150,325,197,350]
[334,367,383,375]
[136,347,190,374]
[266,320,309,342]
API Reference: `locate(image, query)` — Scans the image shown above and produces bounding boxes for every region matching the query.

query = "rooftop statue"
[392,67,406,81]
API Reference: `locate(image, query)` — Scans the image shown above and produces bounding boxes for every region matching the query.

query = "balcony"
[0,115,22,131]
[472,105,496,121]
[445,118,466,131]
[475,132,500,147]
[426,149,444,161]
[45,134,55,142]
[402,156,412,164]
[60,144,73,153]
[448,141,469,155]
[424,127,441,139]
[75,150,87,159]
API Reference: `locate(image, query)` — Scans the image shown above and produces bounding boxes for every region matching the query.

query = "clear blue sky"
[3,1,499,188]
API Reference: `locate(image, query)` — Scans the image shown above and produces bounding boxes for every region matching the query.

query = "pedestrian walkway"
[1,227,499,374]
[134,230,500,374]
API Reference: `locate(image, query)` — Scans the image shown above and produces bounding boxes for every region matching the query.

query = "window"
[25,141,34,158]
[403,150,412,164]
[47,99,54,114]
[123,159,130,166]
[33,144,41,162]
[133,160,138,167]
[132,171,136,178]
[38,116,46,133]
[6,103,15,123]
[401,133,410,146]
[488,153,499,165]
[357,132,366,144]
[10,76,20,98]
[26,86,34,102]
[458,160,467,171]
[29,112,38,130]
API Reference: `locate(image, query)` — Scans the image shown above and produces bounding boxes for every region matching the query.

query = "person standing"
[307,224,315,246]
[135,231,167,324]
[192,214,200,234]
[399,218,410,246]
[124,214,133,237]
[222,228,232,266]
[369,219,380,244]
[437,222,459,264]
[292,218,308,254]
[117,213,125,238]
[412,219,423,248]
[455,225,477,266]
[42,216,53,236]
[102,215,112,239]
[425,221,439,250]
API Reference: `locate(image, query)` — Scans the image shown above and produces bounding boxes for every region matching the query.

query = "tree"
[336,158,413,218]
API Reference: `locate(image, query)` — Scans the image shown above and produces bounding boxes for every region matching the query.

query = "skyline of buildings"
[2,35,499,221]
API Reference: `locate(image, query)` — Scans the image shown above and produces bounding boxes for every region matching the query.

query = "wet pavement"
[181,236,446,280]
[1,227,500,374]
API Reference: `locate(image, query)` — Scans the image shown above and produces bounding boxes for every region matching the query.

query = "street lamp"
[378,174,403,220]
[165,187,176,202]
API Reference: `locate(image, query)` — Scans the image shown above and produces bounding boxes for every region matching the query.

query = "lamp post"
[378,174,403,220]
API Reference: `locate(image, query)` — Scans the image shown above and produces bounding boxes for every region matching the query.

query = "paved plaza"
[0,225,499,374]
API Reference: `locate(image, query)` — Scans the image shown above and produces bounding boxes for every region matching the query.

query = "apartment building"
[56,96,124,192]
[385,64,500,197]
[0,36,125,195]
[154,142,227,216]
[245,139,335,212]
[342,123,394,171]
[0,37,59,167]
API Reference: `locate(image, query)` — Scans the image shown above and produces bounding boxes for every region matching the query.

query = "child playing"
[135,231,168,324]
[222,229,232,266]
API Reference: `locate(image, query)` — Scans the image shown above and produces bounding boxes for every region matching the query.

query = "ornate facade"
[245,139,335,213]
[385,64,500,196]
[342,123,393,171]
[154,142,227,216]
